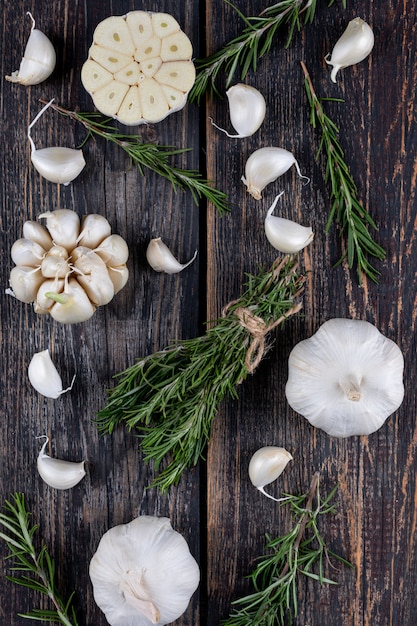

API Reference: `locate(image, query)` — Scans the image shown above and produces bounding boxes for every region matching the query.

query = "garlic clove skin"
[285,318,405,437]
[211,83,266,138]
[37,437,86,490]
[89,515,199,626]
[146,237,198,274]
[39,209,81,250]
[6,13,56,86]
[249,446,293,501]
[325,17,374,83]
[242,147,309,200]
[31,147,86,186]
[28,349,74,399]
[264,193,314,253]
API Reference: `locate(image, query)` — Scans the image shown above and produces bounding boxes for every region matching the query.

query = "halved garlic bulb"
[89,516,199,625]
[81,11,196,125]
[249,446,293,501]
[28,349,75,399]
[8,209,129,323]
[37,436,86,490]
[146,237,197,274]
[242,147,309,200]
[211,84,266,138]
[264,193,314,253]
[6,12,56,86]
[285,318,405,437]
[28,100,86,186]
[325,17,374,83]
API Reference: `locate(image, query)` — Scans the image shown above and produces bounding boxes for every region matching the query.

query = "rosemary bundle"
[0,493,79,625]
[301,63,386,283]
[189,0,346,102]
[96,255,304,491]
[223,472,352,625]
[39,100,230,215]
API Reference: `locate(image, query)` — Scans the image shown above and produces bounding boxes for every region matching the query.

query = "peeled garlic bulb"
[211,84,266,138]
[249,446,293,501]
[285,318,405,437]
[28,100,86,185]
[37,436,86,490]
[325,17,374,83]
[28,349,75,399]
[242,147,309,200]
[146,237,198,274]
[264,192,314,254]
[89,516,199,625]
[6,12,56,85]
[81,11,196,125]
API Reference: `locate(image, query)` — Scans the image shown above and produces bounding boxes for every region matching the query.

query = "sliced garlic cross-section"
[81,11,196,125]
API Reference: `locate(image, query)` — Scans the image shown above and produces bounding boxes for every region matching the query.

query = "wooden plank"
[0,1,201,624]
[205,0,417,624]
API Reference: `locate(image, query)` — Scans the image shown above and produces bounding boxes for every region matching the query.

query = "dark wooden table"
[1,1,416,624]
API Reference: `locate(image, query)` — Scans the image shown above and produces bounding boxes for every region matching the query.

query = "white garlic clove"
[242,147,309,200]
[72,248,115,306]
[77,214,112,249]
[46,278,96,324]
[249,446,293,501]
[28,349,75,399]
[6,13,56,86]
[107,265,129,293]
[28,99,86,186]
[264,193,314,254]
[146,237,198,274]
[22,220,53,250]
[211,83,266,138]
[37,436,86,490]
[9,266,44,303]
[285,318,405,437]
[35,278,65,313]
[94,234,129,266]
[39,209,81,250]
[325,17,374,83]
[89,516,199,625]
[11,238,46,267]
[41,246,71,278]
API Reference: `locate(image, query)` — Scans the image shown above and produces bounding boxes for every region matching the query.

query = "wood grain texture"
[0,1,416,625]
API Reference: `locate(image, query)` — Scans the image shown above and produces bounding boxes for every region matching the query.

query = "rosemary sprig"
[189,0,345,102]
[39,99,230,215]
[96,255,304,491]
[301,62,386,283]
[223,472,352,625]
[0,493,79,625]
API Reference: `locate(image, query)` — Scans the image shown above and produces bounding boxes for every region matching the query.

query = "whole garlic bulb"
[8,210,129,324]
[81,11,196,125]
[285,318,404,437]
[6,12,56,86]
[325,17,374,83]
[89,516,200,626]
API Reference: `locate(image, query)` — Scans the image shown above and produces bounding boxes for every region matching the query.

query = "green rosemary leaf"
[301,62,386,284]
[189,0,345,103]
[0,493,79,626]
[96,255,304,491]
[223,473,352,625]
[39,100,230,215]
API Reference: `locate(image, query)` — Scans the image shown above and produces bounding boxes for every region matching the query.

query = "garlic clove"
[9,266,44,303]
[94,234,129,266]
[264,193,314,253]
[146,237,198,274]
[28,349,75,399]
[107,265,129,293]
[249,446,293,501]
[80,59,114,93]
[325,17,374,83]
[28,99,86,186]
[38,209,81,250]
[6,13,56,86]
[77,214,112,249]
[11,238,46,267]
[242,147,309,200]
[22,221,53,250]
[35,278,65,313]
[46,278,96,324]
[72,248,115,306]
[211,83,266,138]
[37,436,86,490]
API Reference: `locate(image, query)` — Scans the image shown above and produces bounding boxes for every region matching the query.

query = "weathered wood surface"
[0,1,416,624]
